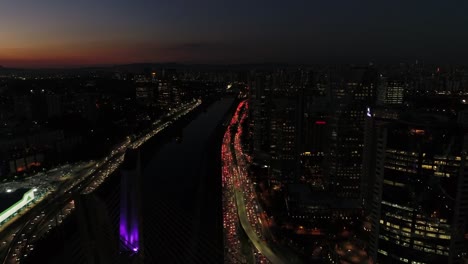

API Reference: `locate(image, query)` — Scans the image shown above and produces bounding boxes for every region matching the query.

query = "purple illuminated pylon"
[120,149,142,253]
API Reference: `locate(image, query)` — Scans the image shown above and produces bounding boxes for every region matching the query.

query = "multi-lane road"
[222,100,302,264]
[222,101,247,263]
[0,99,201,264]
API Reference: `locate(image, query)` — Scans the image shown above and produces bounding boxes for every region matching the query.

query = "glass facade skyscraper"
[365,109,468,263]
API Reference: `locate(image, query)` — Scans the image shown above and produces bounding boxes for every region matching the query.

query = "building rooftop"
[0,188,29,214]
[287,184,360,209]
[334,241,371,264]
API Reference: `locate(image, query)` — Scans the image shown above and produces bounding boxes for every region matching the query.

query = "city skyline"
[1,64,468,263]
[1,0,468,67]
[1,1,468,263]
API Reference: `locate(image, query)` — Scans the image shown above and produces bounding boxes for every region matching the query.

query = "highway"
[0,99,201,264]
[231,100,284,264]
[222,100,281,264]
[235,189,283,264]
[0,162,94,261]
[222,100,302,264]
[222,101,247,263]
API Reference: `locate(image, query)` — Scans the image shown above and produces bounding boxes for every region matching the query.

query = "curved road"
[235,189,285,264]
[223,100,296,264]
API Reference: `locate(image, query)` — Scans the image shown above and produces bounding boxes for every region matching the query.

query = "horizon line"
[1,60,463,70]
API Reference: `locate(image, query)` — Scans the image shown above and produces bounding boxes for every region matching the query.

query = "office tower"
[297,70,332,187]
[157,80,181,110]
[328,66,378,199]
[120,149,143,259]
[172,82,182,106]
[249,73,272,159]
[270,97,297,178]
[365,107,468,264]
[299,110,329,187]
[157,80,172,110]
[377,77,405,106]
[135,81,155,107]
[270,69,304,179]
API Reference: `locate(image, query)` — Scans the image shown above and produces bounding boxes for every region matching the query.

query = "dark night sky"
[1,0,467,67]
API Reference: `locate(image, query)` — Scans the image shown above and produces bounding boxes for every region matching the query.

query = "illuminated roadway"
[1,99,201,264]
[224,99,302,264]
[231,102,284,264]
[235,189,283,264]
[223,100,290,264]
[222,101,246,263]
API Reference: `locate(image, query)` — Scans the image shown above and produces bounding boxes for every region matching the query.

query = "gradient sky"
[1,0,468,67]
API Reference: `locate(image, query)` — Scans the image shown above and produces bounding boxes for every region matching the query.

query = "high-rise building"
[157,80,181,110]
[135,82,156,107]
[249,73,272,160]
[157,80,172,110]
[365,107,468,263]
[270,98,297,178]
[377,77,405,106]
[297,70,332,187]
[328,66,378,199]
[172,82,182,106]
[299,111,329,187]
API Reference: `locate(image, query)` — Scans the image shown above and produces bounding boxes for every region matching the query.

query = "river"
[142,97,235,263]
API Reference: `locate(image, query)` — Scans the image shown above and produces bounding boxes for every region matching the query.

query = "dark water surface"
[142,98,234,263]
